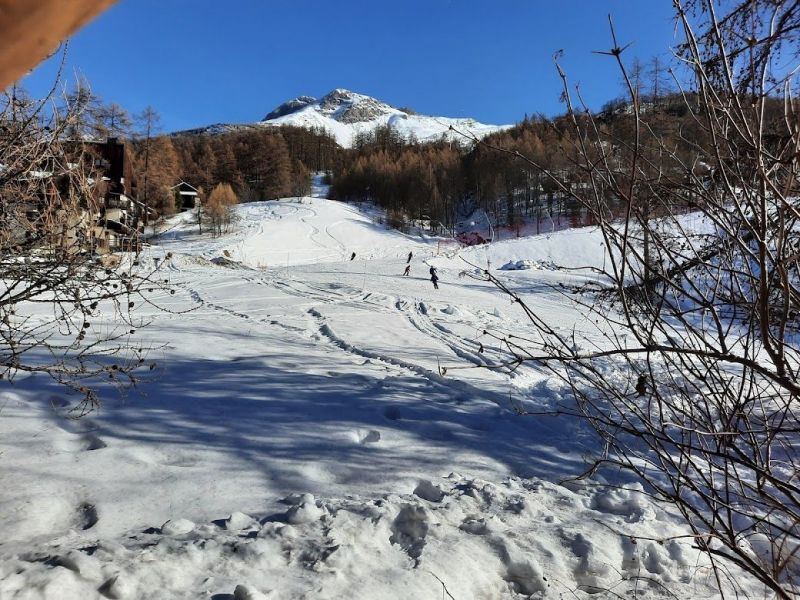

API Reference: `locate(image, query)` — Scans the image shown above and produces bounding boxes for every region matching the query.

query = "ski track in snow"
[238,266,519,390]
[308,307,439,382]
[323,220,348,255]
[185,268,488,393]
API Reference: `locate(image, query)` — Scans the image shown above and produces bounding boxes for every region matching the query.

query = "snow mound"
[437,226,609,274]
[499,258,563,271]
[500,259,535,271]
[161,518,195,536]
[0,475,724,599]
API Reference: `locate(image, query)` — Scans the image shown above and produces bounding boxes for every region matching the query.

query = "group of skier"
[347,249,440,289]
[402,251,439,289]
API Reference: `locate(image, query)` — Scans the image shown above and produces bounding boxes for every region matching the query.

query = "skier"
[429,265,439,290]
[406,251,413,264]
[403,264,411,276]
[350,252,356,261]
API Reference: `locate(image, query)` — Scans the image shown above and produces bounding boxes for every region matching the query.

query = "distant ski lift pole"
[474,208,494,243]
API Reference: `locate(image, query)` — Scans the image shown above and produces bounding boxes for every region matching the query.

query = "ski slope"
[0,196,751,599]
[157,197,433,268]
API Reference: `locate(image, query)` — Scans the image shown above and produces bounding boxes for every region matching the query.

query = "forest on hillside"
[43,77,790,234]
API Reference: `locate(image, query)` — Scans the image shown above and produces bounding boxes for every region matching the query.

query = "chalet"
[3,124,158,254]
[62,137,155,252]
[171,181,200,211]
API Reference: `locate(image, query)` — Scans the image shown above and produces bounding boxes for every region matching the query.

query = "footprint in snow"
[125,447,197,468]
[77,502,99,530]
[383,406,402,421]
[390,505,428,564]
[52,433,107,453]
[51,416,108,452]
[161,454,198,468]
[48,395,71,409]
[84,434,107,450]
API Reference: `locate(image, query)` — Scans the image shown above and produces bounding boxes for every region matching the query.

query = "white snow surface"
[0,197,751,599]
[261,89,510,148]
[157,196,432,268]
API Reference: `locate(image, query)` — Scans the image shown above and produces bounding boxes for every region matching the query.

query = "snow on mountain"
[260,88,509,147]
[175,89,510,148]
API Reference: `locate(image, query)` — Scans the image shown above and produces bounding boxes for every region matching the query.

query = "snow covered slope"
[176,89,510,148]
[0,198,753,599]
[157,196,432,267]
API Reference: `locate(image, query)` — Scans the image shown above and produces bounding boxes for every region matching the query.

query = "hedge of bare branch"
[1,69,174,414]
[464,1,800,597]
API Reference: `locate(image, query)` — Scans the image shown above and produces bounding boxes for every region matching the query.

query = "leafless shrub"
[0,66,175,415]
[456,1,800,597]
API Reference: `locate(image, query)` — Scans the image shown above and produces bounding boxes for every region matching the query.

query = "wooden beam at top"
[0,0,117,90]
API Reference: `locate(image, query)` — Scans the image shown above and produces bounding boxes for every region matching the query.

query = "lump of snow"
[234,584,269,600]
[224,511,256,531]
[440,304,473,319]
[440,304,468,317]
[413,480,445,502]
[589,486,655,522]
[161,518,195,536]
[281,492,310,505]
[347,428,381,444]
[500,259,537,271]
[459,517,489,535]
[285,493,324,524]
[286,503,324,525]
[98,540,130,558]
[98,574,135,599]
[38,567,85,598]
[360,429,381,444]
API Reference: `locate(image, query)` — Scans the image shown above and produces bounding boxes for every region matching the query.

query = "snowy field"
[0,195,746,598]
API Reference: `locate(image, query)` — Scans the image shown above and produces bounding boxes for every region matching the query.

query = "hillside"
[0,194,746,599]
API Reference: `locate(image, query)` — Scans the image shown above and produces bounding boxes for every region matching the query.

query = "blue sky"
[21,1,679,132]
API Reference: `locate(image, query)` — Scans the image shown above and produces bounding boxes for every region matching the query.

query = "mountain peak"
[263,95,317,121]
[262,89,398,126]
[174,89,509,149]
[319,90,394,123]
[326,87,356,97]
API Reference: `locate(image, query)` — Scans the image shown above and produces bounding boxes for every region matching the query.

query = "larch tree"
[95,102,132,139]
[138,136,179,217]
[133,106,162,221]
[204,182,238,236]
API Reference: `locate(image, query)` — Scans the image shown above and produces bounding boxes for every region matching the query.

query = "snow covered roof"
[171,181,199,193]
